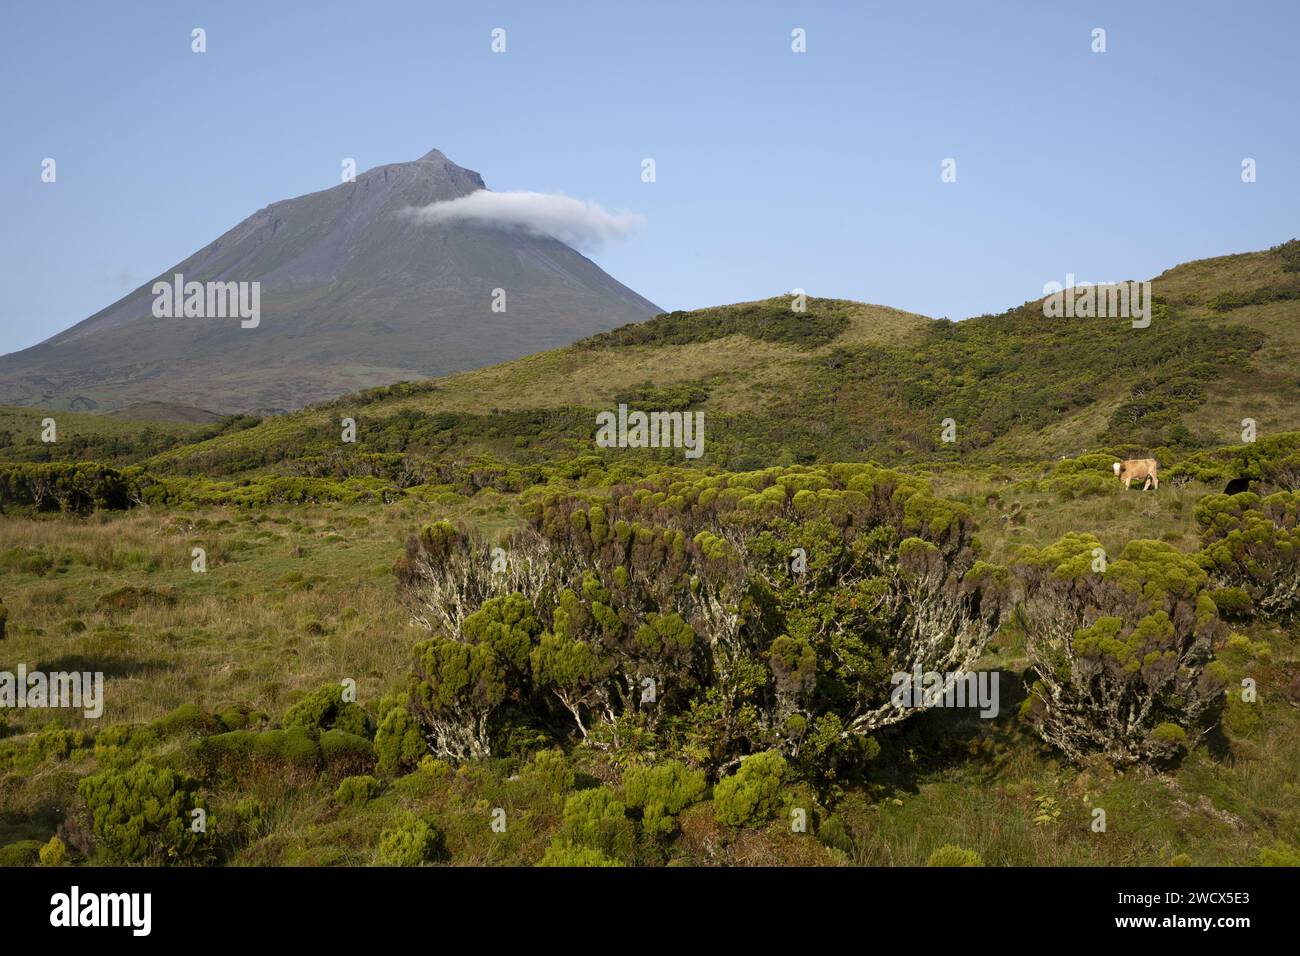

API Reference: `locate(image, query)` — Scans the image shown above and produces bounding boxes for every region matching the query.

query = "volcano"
[0,148,660,416]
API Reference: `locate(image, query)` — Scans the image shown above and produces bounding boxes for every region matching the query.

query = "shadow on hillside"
[1200,706,1233,763]
[34,654,172,680]
[863,668,1033,795]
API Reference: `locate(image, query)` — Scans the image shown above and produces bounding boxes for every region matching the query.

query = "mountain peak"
[0,147,660,414]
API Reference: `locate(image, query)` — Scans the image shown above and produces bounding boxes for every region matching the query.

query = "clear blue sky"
[2,0,1297,354]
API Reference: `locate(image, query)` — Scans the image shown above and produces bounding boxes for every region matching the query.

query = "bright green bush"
[538,840,624,867]
[1209,586,1252,619]
[1014,535,1226,764]
[151,703,222,738]
[188,726,322,779]
[377,816,445,866]
[407,636,508,761]
[38,836,67,867]
[92,724,152,769]
[522,748,575,798]
[713,751,788,828]
[1258,841,1300,866]
[334,775,383,806]
[282,684,372,738]
[560,788,636,860]
[374,701,426,775]
[622,760,707,836]
[0,840,42,866]
[1197,491,1300,623]
[31,725,86,761]
[928,844,984,867]
[77,763,210,864]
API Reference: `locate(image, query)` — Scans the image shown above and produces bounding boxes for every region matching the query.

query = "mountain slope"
[3,241,1295,476]
[121,241,1298,479]
[0,149,660,416]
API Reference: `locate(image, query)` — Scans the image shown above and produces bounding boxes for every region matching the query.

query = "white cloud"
[403,190,643,249]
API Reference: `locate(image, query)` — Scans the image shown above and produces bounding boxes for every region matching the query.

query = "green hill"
[36,238,1284,480]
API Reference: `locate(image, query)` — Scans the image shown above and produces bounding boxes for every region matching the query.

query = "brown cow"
[1113,458,1159,491]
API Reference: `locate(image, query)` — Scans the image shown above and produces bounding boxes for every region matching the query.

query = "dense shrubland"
[1168,433,1300,490]
[579,297,855,350]
[0,462,137,513]
[795,307,1262,458]
[1197,490,1300,623]
[1012,534,1226,764]
[0,413,259,465]
[393,464,1005,780]
[384,458,1299,785]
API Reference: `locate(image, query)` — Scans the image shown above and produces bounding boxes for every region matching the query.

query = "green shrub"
[522,748,575,798]
[713,751,788,828]
[374,700,426,776]
[188,726,322,779]
[31,725,87,761]
[1222,695,1262,737]
[1149,722,1189,759]
[407,636,508,761]
[817,815,856,856]
[334,775,384,806]
[151,703,222,738]
[622,760,707,836]
[216,704,268,731]
[377,816,445,866]
[1209,586,1252,619]
[92,724,152,768]
[1198,491,1300,623]
[1258,841,1300,866]
[77,763,210,863]
[1050,472,1112,501]
[0,840,42,867]
[0,461,136,513]
[538,840,624,867]
[1014,535,1226,764]
[282,684,372,738]
[580,298,852,350]
[319,729,376,775]
[928,844,984,867]
[38,836,67,867]
[560,788,637,860]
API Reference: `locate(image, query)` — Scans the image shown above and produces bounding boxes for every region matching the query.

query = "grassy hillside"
[0,405,243,466]
[14,240,1279,482]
